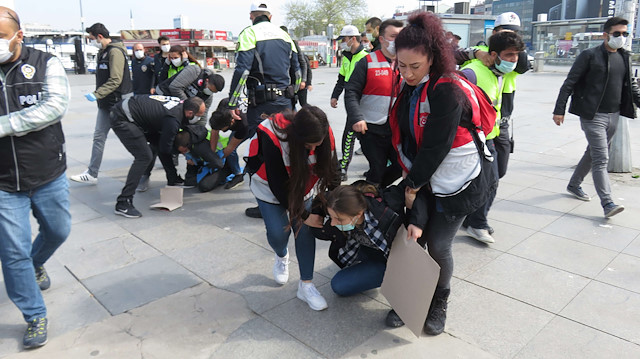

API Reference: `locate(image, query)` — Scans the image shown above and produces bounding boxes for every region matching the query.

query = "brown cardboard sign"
[150,187,184,211]
[380,226,441,338]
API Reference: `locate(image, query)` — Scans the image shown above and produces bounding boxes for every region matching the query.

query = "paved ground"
[1,65,640,358]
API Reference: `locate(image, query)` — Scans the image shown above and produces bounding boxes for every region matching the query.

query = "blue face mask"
[495,56,517,74]
[334,216,359,232]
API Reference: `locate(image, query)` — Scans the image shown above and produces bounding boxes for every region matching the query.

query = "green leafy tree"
[284,0,368,39]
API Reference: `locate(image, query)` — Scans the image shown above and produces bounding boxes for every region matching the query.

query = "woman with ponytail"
[246,105,338,311]
[386,11,490,335]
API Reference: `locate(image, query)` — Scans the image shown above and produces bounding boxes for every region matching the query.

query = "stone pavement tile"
[596,253,640,294]
[483,220,536,252]
[262,283,390,358]
[506,160,568,179]
[506,187,583,213]
[452,236,503,279]
[5,284,255,359]
[64,216,129,251]
[509,232,618,278]
[530,176,579,194]
[495,181,527,200]
[560,281,640,345]
[58,233,161,280]
[623,234,640,258]
[212,317,323,358]
[514,316,640,359]
[132,216,230,254]
[511,150,577,168]
[487,200,564,231]
[499,170,549,188]
[68,197,101,225]
[466,253,590,313]
[81,255,202,315]
[0,281,110,357]
[446,281,555,358]
[541,214,639,252]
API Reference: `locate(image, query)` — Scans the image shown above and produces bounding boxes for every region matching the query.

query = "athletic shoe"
[385,309,405,327]
[466,226,495,244]
[566,185,591,201]
[168,175,194,189]
[245,206,262,218]
[35,266,50,291]
[115,199,142,218]
[297,281,328,311]
[70,170,97,184]
[424,287,450,336]
[604,202,625,218]
[224,174,244,190]
[23,318,48,349]
[136,175,150,192]
[487,225,495,235]
[340,169,348,182]
[273,253,289,285]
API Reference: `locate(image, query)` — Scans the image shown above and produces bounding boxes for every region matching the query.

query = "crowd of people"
[1,1,637,351]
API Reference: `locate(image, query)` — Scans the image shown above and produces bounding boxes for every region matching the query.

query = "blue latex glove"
[85,93,97,102]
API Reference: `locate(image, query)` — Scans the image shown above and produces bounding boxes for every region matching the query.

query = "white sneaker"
[273,253,289,285]
[297,281,328,311]
[136,175,150,192]
[466,226,495,244]
[70,170,97,184]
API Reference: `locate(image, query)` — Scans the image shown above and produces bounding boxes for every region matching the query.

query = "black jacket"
[184,125,223,170]
[554,43,640,119]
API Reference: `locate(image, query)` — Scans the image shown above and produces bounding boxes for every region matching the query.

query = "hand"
[85,93,97,102]
[352,120,368,134]
[300,81,306,90]
[553,114,564,126]
[307,85,313,92]
[150,88,156,94]
[404,186,417,209]
[476,50,492,67]
[330,98,338,108]
[407,224,423,242]
[304,214,324,228]
[230,109,241,121]
[186,159,195,165]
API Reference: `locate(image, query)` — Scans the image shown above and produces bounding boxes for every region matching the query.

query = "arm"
[306,55,313,86]
[344,59,368,131]
[262,135,290,205]
[94,47,126,99]
[405,83,464,190]
[514,50,530,74]
[209,129,220,153]
[167,65,200,100]
[0,57,70,138]
[459,68,477,85]
[290,43,301,92]
[229,28,255,109]
[223,136,242,158]
[192,140,223,170]
[454,47,475,65]
[158,117,180,155]
[553,50,591,116]
[295,42,307,84]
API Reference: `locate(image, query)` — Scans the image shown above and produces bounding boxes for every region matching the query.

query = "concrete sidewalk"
[1,67,640,358]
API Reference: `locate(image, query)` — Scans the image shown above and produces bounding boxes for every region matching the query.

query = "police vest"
[248,114,335,204]
[389,74,483,196]
[96,44,133,109]
[360,50,395,125]
[158,67,211,100]
[167,61,196,78]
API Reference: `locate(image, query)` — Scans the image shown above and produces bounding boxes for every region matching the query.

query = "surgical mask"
[495,56,517,74]
[340,40,350,51]
[203,87,214,96]
[366,33,374,42]
[386,40,396,56]
[90,39,102,49]
[0,32,18,64]
[161,44,171,53]
[134,50,145,59]
[189,115,201,124]
[334,216,359,232]
[608,34,626,50]
[171,58,183,67]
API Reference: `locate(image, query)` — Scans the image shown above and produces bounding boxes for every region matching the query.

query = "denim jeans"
[0,173,71,322]
[569,112,620,207]
[87,107,112,178]
[226,131,242,175]
[256,199,316,281]
[331,246,387,296]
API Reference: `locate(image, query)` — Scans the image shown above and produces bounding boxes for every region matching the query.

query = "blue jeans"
[331,246,387,296]
[0,173,71,322]
[227,131,242,175]
[87,107,112,178]
[256,199,316,281]
[569,112,620,207]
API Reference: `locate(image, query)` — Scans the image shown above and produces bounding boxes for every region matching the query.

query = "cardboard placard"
[380,226,441,338]
[150,187,184,211]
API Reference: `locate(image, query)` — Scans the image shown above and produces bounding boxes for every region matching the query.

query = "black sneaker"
[23,318,48,349]
[385,309,405,328]
[224,174,244,189]
[604,202,625,218]
[424,287,450,336]
[35,266,50,291]
[340,169,348,182]
[168,175,194,189]
[115,199,142,218]
[245,206,262,218]
[487,225,495,235]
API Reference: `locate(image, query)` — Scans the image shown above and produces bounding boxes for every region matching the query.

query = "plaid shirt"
[0,56,70,138]
[337,211,390,267]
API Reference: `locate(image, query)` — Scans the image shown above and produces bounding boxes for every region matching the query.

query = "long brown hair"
[272,106,338,224]
[326,181,378,217]
[169,45,202,68]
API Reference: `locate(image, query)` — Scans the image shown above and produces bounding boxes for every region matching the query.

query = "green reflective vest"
[461,60,505,140]
[339,48,368,82]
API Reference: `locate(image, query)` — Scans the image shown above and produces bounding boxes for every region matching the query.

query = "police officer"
[0,6,71,349]
[228,2,300,218]
[70,22,133,184]
[131,42,154,95]
[152,35,171,91]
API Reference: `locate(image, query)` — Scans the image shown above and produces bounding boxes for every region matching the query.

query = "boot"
[424,287,450,335]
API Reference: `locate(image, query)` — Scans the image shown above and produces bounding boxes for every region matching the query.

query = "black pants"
[358,131,402,187]
[297,89,308,107]
[339,127,356,171]
[493,122,512,179]
[463,139,499,229]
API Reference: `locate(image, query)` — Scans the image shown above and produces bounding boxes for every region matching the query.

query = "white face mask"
[366,33,374,42]
[171,58,183,67]
[608,34,626,50]
[161,44,171,53]
[385,40,396,56]
[0,32,18,64]
[134,50,145,59]
[90,39,103,49]
[203,87,214,96]
[339,40,350,51]
[189,115,201,124]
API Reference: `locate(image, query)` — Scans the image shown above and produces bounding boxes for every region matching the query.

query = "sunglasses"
[609,31,629,37]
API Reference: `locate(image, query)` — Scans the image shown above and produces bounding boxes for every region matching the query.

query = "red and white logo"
[419,114,427,127]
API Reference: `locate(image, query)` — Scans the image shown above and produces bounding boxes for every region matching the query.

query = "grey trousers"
[569,112,620,207]
[87,107,112,178]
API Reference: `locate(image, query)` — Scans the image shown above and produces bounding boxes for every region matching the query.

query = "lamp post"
[327,23,334,67]
[45,39,53,53]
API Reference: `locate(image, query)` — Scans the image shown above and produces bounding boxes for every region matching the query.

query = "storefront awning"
[195,39,235,50]
[122,39,191,48]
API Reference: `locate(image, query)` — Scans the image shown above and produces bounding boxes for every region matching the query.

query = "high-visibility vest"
[360,50,396,125]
